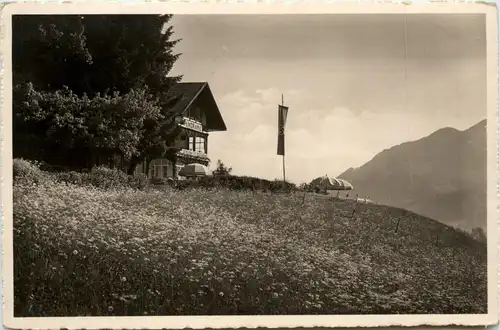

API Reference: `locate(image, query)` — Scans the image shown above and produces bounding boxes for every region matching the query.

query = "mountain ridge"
[338,119,487,231]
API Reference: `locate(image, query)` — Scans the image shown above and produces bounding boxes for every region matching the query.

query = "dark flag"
[277,105,289,156]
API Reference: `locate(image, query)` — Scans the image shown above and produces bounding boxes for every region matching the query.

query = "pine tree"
[13,14,183,171]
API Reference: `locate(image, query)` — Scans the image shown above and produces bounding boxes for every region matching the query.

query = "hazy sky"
[169,14,486,184]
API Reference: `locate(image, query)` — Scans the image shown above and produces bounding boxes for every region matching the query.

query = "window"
[186,134,206,153]
[188,136,194,151]
[176,133,188,149]
[195,137,205,153]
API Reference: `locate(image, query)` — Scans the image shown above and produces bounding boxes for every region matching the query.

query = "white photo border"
[1,2,498,329]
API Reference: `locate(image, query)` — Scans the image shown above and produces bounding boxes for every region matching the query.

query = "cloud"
[207,88,475,184]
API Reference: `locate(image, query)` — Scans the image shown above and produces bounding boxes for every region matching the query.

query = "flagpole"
[281,94,286,183]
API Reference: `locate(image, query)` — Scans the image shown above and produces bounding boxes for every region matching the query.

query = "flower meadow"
[13,160,487,316]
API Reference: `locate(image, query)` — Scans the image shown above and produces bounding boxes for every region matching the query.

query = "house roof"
[167,82,227,132]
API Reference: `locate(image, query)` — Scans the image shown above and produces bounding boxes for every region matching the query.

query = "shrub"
[84,166,148,190]
[54,171,89,186]
[52,165,148,190]
[151,177,172,186]
[39,162,76,173]
[175,178,204,190]
[212,159,232,176]
[13,158,48,184]
[128,173,149,190]
[269,179,296,193]
[86,166,128,189]
[174,175,297,193]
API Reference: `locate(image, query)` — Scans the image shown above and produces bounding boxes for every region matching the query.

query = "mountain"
[338,119,487,231]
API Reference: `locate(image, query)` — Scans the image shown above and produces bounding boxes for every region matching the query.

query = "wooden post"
[395,218,401,233]
[205,135,208,154]
[282,155,286,183]
[172,157,177,179]
[281,94,286,184]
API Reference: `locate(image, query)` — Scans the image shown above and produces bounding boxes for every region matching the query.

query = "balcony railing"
[176,148,209,160]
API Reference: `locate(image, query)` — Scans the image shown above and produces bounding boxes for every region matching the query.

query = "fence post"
[395,218,401,233]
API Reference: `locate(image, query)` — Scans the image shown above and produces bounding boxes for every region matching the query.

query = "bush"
[175,178,204,190]
[13,158,49,184]
[151,177,173,186]
[39,162,77,173]
[174,175,297,193]
[52,165,148,190]
[55,171,88,186]
[128,173,149,190]
[269,179,296,193]
[85,166,149,190]
[85,166,129,189]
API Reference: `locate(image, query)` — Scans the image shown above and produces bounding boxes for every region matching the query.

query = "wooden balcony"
[176,148,210,165]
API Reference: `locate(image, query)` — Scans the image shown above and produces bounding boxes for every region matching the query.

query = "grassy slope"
[14,178,487,316]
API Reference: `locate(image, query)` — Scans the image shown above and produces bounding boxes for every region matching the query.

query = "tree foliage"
[213,159,233,176]
[13,15,182,171]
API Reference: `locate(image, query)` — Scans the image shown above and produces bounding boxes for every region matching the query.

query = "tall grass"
[13,160,487,316]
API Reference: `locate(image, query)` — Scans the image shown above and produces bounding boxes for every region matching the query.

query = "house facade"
[134,82,227,179]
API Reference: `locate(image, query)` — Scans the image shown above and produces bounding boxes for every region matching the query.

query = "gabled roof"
[168,82,206,116]
[167,82,227,132]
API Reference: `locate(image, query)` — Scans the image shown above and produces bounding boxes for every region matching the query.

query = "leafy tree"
[12,14,182,171]
[14,83,163,170]
[213,159,232,176]
[127,93,183,175]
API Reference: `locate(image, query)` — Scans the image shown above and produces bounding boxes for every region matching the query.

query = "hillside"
[14,163,487,316]
[339,120,487,231]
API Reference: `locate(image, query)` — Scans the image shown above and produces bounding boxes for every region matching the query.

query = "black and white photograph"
[2,2,498,329]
